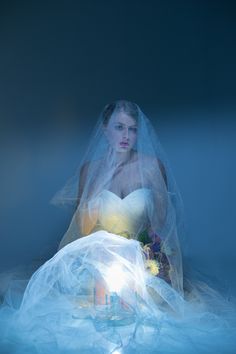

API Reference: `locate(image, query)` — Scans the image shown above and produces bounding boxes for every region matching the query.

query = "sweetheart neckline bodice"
[101,188,151,201]
[96,188,152,238]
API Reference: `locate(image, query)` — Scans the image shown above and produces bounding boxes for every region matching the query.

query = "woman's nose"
[123,128,129,139]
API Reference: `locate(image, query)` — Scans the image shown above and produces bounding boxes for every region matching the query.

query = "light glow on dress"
[104,262,127,293]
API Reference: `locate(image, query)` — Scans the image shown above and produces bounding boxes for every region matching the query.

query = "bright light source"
[104,263,126,293]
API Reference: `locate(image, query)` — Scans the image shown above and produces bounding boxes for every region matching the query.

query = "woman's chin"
[115,146,132,153]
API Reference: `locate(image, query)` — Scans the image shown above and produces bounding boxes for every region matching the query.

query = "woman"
[57,100,183,293]
[0,100,235,354]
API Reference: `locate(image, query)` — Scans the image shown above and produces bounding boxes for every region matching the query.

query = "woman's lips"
[120,142,129,147]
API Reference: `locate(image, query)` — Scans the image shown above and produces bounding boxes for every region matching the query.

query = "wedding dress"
[1,187,236,354]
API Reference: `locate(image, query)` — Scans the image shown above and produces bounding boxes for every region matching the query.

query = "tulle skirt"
[0,230,236,354]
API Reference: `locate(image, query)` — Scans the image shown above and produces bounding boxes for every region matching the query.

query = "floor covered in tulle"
[0,231,236,354]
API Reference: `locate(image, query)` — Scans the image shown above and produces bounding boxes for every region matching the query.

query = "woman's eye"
[129,127,137,133]
[115,125,123,131]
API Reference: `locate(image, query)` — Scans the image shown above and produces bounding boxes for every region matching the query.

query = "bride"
[0,100,235,354]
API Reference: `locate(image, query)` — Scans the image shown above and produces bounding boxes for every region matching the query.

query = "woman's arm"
[76,162,99,235]
[151,157,168,232]
[157,158,167,187]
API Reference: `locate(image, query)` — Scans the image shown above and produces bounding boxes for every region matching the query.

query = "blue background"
[0,1,235,295]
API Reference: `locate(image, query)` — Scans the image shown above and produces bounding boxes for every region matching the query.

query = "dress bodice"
[96,188,152,238]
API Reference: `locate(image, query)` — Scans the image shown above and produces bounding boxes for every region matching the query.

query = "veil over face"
[51,100,185,294]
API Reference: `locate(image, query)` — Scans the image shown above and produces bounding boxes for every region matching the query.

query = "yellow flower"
[145,259,159,276]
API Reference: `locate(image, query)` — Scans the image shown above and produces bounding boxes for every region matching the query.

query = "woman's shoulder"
[138,153,167,185]
[138,153,164,168]
[80,158,103,172]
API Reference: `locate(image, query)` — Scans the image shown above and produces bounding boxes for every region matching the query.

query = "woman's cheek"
[130,135,137,146]
[110,132,120,148]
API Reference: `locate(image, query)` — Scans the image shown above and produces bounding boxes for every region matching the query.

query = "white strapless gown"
[97,188,151,237]
[0,189,236,354]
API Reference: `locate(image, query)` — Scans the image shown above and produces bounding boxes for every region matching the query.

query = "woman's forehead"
[110,111,137,126]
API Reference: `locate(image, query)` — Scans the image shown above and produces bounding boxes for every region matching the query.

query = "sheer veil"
[1,101,236,354]
[51,100,185,294]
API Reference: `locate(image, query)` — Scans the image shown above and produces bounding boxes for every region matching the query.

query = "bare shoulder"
[138,153,164,167]
[80,158,103,175]
[139,153,167,185]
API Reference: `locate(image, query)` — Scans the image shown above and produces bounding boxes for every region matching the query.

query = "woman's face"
[104,111,138,152]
